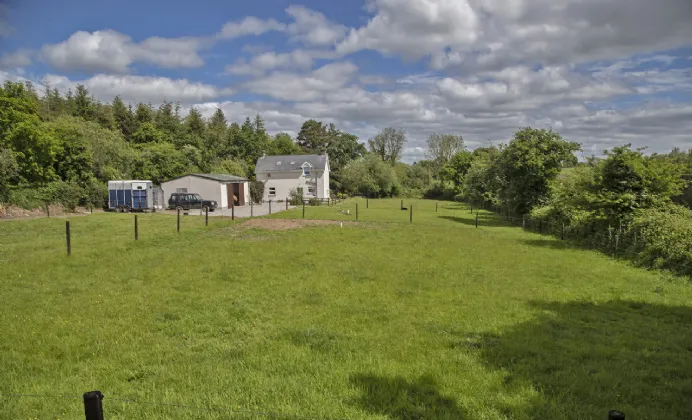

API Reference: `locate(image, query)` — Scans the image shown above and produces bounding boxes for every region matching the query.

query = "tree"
[340,154,400,197]
[594,145,686,219]
[134,103,154,125]
[498,127,581,214]
[249,181,265,203]
[425,133,464,175]
[155,101,181,141]
[111,96,136,141]
[368,127,406,165]
[268,133,302,155]
[131,122,165,144]
[204,108,228,159]
[0,148,18,201]
[132,142,190,184]
[297,120,328,152]
[210,158,248,178]
[440,150,473,187]
[73,84,95,121]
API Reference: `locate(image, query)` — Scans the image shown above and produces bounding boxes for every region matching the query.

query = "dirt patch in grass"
[241,218,355,231]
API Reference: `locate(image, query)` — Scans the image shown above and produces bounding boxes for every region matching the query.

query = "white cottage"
[160,174,250,209]
[255,154,330,201]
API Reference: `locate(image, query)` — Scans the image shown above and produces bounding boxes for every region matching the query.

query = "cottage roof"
[255,154,329,173]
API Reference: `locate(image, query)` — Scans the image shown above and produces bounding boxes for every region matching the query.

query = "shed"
[160,174,249,208]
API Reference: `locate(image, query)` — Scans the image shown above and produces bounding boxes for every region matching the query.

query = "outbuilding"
[160,174,249,209]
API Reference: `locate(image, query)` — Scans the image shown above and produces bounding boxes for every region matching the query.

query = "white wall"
[160,176,224,208]
[257,169,330,201]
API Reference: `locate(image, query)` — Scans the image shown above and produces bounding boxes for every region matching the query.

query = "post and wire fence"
[0,390,627,420]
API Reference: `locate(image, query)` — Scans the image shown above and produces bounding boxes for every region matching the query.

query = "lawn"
[1,199,691,419]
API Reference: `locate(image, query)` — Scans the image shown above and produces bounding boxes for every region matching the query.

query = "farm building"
[256,154,330,201]
[160,174,249,209]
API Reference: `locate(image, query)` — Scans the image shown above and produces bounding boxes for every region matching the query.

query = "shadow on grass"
[517,238,574,250]
[350,374,468,419]
[439,215,511,228]
[470,300,692,419]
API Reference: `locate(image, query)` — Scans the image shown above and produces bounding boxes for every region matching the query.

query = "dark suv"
[168,193,218,211]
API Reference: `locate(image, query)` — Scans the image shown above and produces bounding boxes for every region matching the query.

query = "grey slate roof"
[255,154,329,173]
[163,173,248,183]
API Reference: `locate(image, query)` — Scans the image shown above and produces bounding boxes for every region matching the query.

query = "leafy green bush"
[249,181,265,203]
[288,188,303,205]
[423,181,457,200]
[7,188,46,210]
[309,198,322,206]
[40,181,84,210]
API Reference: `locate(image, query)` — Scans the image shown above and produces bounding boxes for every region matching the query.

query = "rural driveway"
[162,202,295,218]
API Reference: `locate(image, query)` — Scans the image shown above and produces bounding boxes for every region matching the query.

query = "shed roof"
[162,173,249,184]
[256,154,328,173]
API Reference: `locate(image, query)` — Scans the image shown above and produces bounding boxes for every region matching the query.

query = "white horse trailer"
[107,180,155,212]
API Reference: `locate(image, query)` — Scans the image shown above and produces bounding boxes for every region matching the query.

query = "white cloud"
[337,0,692,70]
[243,61,359,101]
[0,49,32,69]
[40,30,207,73]
[42,74,225,104]
[218,16,285,39]
[285,5,347,46]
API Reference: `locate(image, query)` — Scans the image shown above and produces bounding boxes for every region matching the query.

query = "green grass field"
[2,199,691,419]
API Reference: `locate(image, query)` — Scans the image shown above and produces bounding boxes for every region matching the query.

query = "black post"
[470,205,473,214]
[90,206,93,214]
[177,208,180,232]
[46,202,50,218]
[476,212,479,228]
[356,202,359,221]
[302,200,305,219]
[83,391,104,420]
[608,411,625,420]
[135,215,139,240]
[269,200,272,215]
[205,207,208,226]
[66,221,71,256]
[248,201,251,218]
[400,199,403,210]
[436,202,438,212]
[410,205,413,223]
[286,199,289,210]
[366,197,369,209]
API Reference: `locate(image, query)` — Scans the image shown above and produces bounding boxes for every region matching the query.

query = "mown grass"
[1,199,691,419]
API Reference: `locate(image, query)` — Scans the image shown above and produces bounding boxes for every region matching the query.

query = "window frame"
[268,187,276,197]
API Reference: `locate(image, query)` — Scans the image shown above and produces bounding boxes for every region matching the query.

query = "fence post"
[401,199,403,210]
[177,208,181,232]
[410,205,413,223]
[539,220,542,234]
[561,223,564,240]
[286,199,289,210]
[302,200,305,219]
[476,212,478,228]
[615,234,619,253]
[356,202,359,221]
[83,390,104,420]
[66,221,71,256]
[470,205,473,214]
[522,215,526,229]
[46,202,50,218]
[367,197,369,209]
[249,201,251,218]
[205,207,208,226]
[269,200,272,215]
[436,201,438,212]
[135,215,139,240]
[608,410,625,420]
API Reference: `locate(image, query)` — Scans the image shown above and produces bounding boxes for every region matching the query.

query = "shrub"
[423,182,457,200]
[40,181,84,210]
[309,198,322,206]
[249,181,265,203]
[288,188,303,205]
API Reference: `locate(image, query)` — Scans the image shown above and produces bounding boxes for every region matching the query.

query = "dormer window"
[302,163,312,176]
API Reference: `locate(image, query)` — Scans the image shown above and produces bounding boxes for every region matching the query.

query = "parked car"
[168,193,218,211]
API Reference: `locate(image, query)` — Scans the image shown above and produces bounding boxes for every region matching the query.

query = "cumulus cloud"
[40,30,208,73]
[284,5,347,46]
[243,61,359,101]
[0,49,33,69]
[338,0,692,70]
[218,16,286,39]
[42,74,225,104]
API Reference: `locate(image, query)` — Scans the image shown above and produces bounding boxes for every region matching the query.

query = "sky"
[1,0,692,162]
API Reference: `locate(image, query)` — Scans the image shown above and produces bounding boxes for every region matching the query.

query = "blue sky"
[2,0,692,161]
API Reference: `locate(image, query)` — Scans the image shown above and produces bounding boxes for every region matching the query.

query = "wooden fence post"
[269,200,272,215]
[476,213,479,228]
[46,202,50,218]
[356,202,359,221]
[302,200,305,219]
[286,199,289,210]
[401,199,403,210]
[83,391,104,420]
[436,202,438,212]
[177,208,180,232]
[410,205,413,223]
[66,221,71,256]
[135,215,139,240]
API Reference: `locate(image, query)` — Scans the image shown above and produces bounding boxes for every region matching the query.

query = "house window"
[308,187,315,196]
[269,187,276,197]
[303,164,311,176]
[176,188,188,193]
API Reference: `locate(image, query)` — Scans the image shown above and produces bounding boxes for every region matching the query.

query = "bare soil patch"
[241,218,354,231]
[0,204,97,220]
